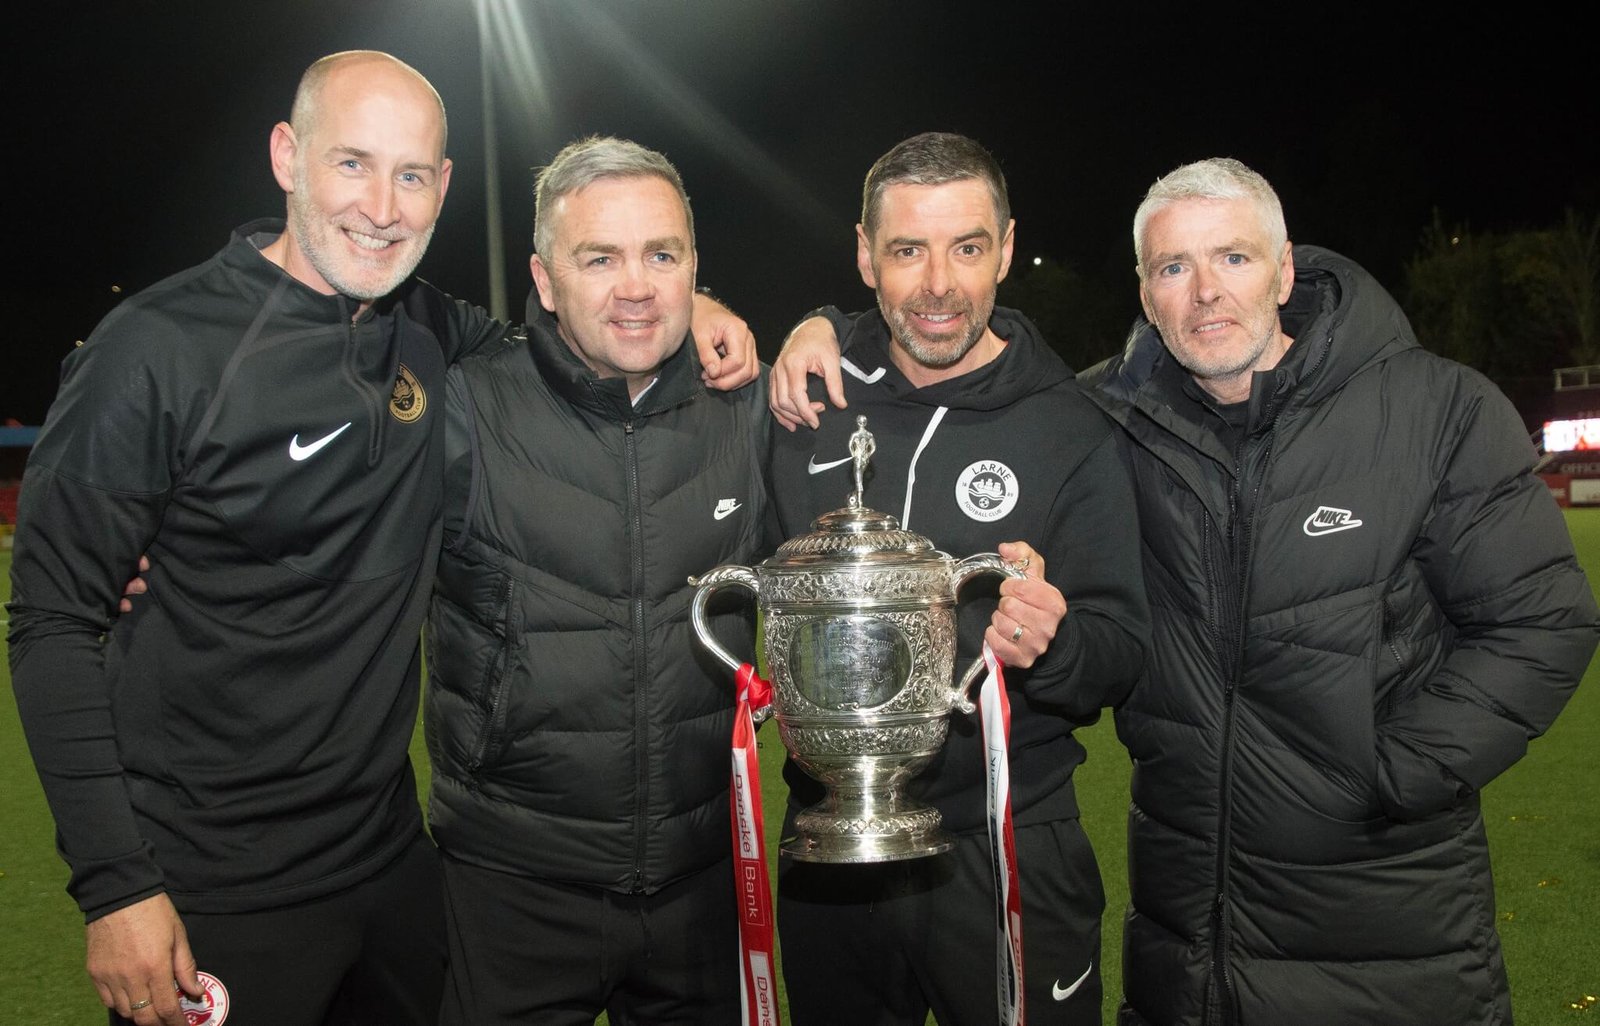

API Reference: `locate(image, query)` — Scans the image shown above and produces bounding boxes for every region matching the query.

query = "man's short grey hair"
[861,132,1010,240]
[290,51,447,155]
[533,136,694,258]
[1132,157,1287,274]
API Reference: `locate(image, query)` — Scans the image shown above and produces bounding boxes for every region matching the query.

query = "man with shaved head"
[8,51,754,1026]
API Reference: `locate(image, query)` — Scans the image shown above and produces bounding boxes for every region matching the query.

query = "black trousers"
[110,831,446,1026]
[438,853,741,1026]
[778,816,1105,1026]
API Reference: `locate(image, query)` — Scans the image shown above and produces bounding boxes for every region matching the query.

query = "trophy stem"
[784,773,954,863]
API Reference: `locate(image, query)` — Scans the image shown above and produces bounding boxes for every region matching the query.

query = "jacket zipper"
[1210,416,1278,1026]
[625,419,650,893]
[468,574,518,784]
[343,314,390,469]
[1381,597,1405,672]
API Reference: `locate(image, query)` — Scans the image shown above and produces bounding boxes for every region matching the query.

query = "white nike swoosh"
[288,422,354,462]
[714,501,742,520]
[1052,960,1094,1001]
[807,455,853,475]
[1304,519,1362,536]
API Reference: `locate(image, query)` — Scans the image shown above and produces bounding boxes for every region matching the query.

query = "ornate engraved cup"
[690,417,1022,863]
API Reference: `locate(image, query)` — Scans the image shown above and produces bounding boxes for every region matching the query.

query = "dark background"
[4,1,1594,424]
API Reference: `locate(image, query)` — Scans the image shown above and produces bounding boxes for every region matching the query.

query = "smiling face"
[530,174,697,398]
[858,179,1015,388]
[268,56,452,310]
[1138,196,1295,404]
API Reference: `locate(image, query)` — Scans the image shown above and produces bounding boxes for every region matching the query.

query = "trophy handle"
[948,553,1030,714]
[688,565,771,721]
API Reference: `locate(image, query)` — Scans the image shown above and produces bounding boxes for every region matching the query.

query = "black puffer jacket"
[1087,247,1598,1026]
[425,298,768,892]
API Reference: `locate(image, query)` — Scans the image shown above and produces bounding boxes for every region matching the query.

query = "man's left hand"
[985,541,1067,669]
[691,291,759,391]
[119,555,151,614]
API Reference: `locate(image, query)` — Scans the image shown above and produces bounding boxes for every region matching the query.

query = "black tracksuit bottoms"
[778,814,1105,1026]
[438,852,741,1026]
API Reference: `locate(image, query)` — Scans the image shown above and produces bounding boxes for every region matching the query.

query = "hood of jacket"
[1094,245,1420,431]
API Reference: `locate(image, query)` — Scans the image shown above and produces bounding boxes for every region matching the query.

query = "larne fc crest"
[955,460,1018,522]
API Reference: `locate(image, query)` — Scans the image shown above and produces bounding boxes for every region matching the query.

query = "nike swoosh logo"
[714,500,742,520]
[807,455,853,475]
[288,422,354,462]
[1052,960,1094,1001]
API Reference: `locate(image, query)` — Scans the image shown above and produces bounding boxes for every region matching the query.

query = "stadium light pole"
[474,0,508,321]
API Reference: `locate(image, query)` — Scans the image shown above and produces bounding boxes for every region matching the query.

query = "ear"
[269,122,298,195]
[995,218,1016,285]
[855,224,876,289]
[530,254,558,314]
[436,156,454,209]
[1138,278,1156,325]
[1276,241,1295,305]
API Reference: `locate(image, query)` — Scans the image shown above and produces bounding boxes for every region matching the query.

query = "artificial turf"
[3,512,1597,1024]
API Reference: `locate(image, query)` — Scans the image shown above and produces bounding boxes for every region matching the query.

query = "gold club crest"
[390,364,426,423]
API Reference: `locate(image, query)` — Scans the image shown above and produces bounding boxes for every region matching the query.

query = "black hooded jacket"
[768,306,1150,831]
[1086,246,1599,1026]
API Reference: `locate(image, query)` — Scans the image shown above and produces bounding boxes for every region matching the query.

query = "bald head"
[263,50,454,309]
[290,51,448,160]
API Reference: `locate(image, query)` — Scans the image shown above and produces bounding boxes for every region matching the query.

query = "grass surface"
[4,513,1599,1024]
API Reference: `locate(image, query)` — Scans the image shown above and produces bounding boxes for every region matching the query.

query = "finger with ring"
[129,999,153,1011]
[1010,623,1025,642]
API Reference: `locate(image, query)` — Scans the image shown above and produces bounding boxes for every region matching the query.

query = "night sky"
[4,2,1594,424]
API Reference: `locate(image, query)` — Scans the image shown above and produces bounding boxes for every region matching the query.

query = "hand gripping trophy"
[690,416,1023,862]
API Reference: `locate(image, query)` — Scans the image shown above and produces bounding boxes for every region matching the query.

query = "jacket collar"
[521,289,703,421]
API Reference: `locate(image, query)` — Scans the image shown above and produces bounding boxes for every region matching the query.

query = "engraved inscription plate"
[787,616,911,710]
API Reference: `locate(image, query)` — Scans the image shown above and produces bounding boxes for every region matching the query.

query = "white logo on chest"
[955,460,1018,522]
[1303,505,1363,536]
[288,422,353,462]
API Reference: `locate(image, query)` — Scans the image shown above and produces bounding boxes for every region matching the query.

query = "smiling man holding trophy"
[739,132,1149,1026]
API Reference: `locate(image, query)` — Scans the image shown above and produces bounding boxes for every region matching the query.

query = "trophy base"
[782,799,953,863]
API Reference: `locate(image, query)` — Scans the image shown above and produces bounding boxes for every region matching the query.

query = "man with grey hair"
[424,135,769,1025]
[1089,156,1594,1025]
[10,54,756,1026]
[771,154,1599,1025]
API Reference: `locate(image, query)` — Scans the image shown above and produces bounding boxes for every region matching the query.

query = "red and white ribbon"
[980,642,1025,1026]
[730,663,781,1026]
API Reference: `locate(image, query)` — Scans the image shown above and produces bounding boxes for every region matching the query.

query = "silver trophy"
[690,416,1023,863]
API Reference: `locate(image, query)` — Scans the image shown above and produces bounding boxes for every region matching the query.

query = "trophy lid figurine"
[690,416,1023,862]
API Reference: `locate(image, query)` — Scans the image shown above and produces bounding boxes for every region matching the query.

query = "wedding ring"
[129,999,153,1011]
[1010,624,1025,642]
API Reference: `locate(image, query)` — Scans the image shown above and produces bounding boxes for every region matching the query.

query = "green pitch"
[4,514,1598,1024]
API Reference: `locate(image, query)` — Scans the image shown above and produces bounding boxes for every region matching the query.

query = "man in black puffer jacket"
[1086,158,1599,1026]
[425,137,768,1025]
[771,156,1599,1026]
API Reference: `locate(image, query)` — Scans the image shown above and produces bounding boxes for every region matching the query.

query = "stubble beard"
[288,164,433,302]
[1159,270,1286,388]
[882,290,993,370]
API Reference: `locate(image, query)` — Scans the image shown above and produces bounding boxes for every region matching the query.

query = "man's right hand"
[769,316,847,432]
[86,893,203,1025]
